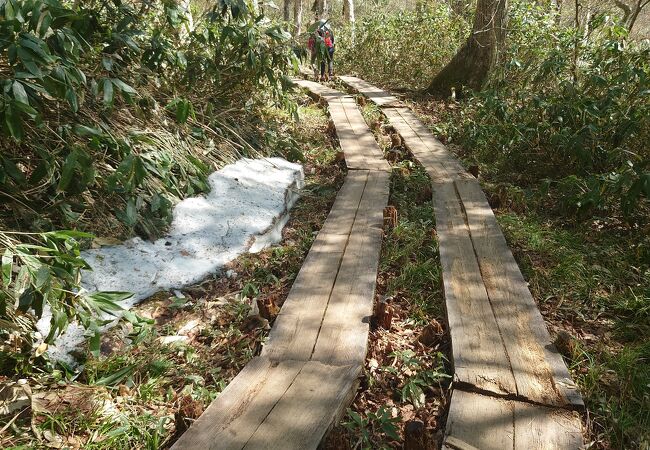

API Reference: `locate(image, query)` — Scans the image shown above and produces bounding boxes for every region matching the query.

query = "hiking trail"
[171,76,584,450]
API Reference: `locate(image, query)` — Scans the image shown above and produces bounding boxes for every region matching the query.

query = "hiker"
[322,28,335,80]
[307,21,335,81]
[307,29,324,80]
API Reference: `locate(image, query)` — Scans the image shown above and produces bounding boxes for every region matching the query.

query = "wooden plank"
[444,390,583,450]
[514,401,583,449]
[337,99,390,172]
[171,357,304,450]
[297,80,389,172]
[444,390,514,450]
[311,171,390,366]
[455,179,583,408]
[316,170,368,237]
[293,78,345,100]
[242,361,361,450]
[382,107,467,182]
[338,75,401,106]
[174,80,393,449]
[262,171,369,362]
[432,180,517,396]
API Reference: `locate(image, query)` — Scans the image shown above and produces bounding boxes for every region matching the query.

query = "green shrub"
[0,0,297,371]
[335,7,469,90]
[0,0,297,237]
[446,4,649,221]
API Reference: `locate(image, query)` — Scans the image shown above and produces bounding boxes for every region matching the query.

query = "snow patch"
[37,157,304,364]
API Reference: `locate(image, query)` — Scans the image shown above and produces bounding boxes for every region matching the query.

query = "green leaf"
[5,105,24,140]
[85,291,132,315]
[2,156,26,183]
[175,99,191,124]
[73,124,103,137]
[90,331,100,358]
[18,286,35,312]
[110,78,137,95]
[12,81,29,105]
[23,60,43,77]
[57,149,78,191]
[34,266,50,288]
[102,56,113,71]
[66,88,79,113]
[1,249,13,286]
[102,78,114,105]
[43,230,94,240]
[94,364,137,386]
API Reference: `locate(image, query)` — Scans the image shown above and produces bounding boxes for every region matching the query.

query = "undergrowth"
[334,7,469,90]
[494,211,649,448]
[1,0,299,374]
[0,99,343,449]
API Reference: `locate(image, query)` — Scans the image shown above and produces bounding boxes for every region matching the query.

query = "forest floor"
[2,80,647,450]
[0,99,344,449]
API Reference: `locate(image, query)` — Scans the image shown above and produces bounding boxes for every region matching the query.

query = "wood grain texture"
[432,180,516,395]
[444,389,514,450]
[171,357,304,450]
[336,97,390,172]
[339,75,401,106]
[262,171,369,362]
[311,171,390,366]
[293,78,345,100]
[382,107,467,182]
[514,401,583,449]
[455,179,583,408]
[242,361,361,450]
[295,79,389,172]
[444,390,583,450]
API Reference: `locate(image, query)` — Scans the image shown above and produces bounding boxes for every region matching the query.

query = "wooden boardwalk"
[339,76,584,449]
[172,80,390,449]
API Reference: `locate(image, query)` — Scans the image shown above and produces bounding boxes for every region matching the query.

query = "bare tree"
[426,0,508,95]
[284,0,292,21]
[615,0,650,31]
[343,0,355,22]
[294,0,303,34]
[312,0,326,17]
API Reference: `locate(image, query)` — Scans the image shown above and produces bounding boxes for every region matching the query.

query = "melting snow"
[37,157,304,364]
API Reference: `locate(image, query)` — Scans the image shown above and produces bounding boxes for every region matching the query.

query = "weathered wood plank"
[175,80,391,450]
[295,80,389,172]
[455,179,583,407]
[243,361,361,449]
[293,78,345,100]
[336,98,390,172]
[382,108,467,182]
[338,75,401,106]
[171,357,304,450]
[514,401,583,449]
[444,390,514,450]
[444,390,583,450]
[262,171,369,362]
[432,180,517,396]
[311,171,390,366]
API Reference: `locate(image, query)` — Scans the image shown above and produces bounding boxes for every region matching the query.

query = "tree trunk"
[284,0,292,21]
[426,0,507,95]
[312,0,326,17]
[551,0,563,23]
[294,0,303,34]
[343,0,355,22]
[627,0,650,31]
